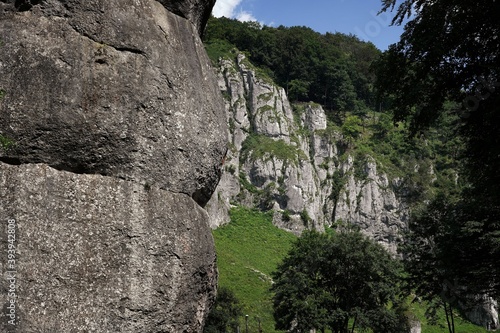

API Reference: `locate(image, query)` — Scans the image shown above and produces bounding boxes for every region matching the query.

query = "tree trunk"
[444,301,453,333]
[351,313,357,333]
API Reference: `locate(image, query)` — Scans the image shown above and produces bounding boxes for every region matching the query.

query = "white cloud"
[212,0,257,22]
[212,0,243,18]
[236,11,257,22]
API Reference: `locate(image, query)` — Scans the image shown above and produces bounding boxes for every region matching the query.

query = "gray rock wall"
[463,296,499,330]
[0,163,217,332]
[0,0,226,207]
[206,54,408,252]
[0,0,225,332]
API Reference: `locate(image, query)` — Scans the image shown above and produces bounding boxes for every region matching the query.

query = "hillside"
[212,207,296,332]
[213,207,493,333]
[205,46,459,253]
[203,16,498,332]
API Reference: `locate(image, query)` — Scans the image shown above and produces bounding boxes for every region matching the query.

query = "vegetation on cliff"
[203,16,379,114]
[377,1,500,330]
[204,0,499,330]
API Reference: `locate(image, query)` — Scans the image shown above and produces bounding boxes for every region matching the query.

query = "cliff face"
[205,53,500,331]
[0,1,225,332]
[206,54,408,253]
[0,164,217,332]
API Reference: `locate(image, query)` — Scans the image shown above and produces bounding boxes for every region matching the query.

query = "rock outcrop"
[206,54,408,252]
[157,0,216,35]
[1,0,215,34]
[0,0,225,207]
[463,296,499,330]
[0,163,217,332]
[0,1,225,332]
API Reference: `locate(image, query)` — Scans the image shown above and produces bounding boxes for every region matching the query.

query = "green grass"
[408,299,495,333]
[205,39,237,64]
[212,207,297,332]
[0,134,14,151]
[212,206,495,333]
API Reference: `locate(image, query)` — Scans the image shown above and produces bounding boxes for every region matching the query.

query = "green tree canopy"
[377,0,500,300]
[203,16,381,113]
[271,230,409,333]
[204,287,243,333]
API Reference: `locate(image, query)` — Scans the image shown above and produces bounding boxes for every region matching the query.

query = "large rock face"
[0,163,217,332]
[157,0,217,35]
[1,0,215,34]
[0,1,225,332]
[206,54,408,252]
[0,0,225,206]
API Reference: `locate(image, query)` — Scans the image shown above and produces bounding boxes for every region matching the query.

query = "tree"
[400,194,464,333]
[271,230,409,333]
[377,0,500,129]
[341,115,362,141]
[288,79,310,102]
[203,16,381,109]
[204,287,242,333]
[377,0,500,300]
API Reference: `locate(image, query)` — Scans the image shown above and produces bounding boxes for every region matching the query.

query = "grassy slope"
[408,301,494,333]
[213,207,296,332]
[213,207,495,333]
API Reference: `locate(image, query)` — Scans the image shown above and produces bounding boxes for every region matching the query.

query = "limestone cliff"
[205,53,499,331]
[0,1,226,332]
[206,54,408,253]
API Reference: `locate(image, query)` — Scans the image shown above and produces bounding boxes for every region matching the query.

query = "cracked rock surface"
[0,0,226,206]
[0,163,217,333]
[0,1,224,332]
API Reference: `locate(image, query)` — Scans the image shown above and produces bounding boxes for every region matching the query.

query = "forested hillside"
[203,16,380,112]
[204,16,462,230]
[203,2,500,331]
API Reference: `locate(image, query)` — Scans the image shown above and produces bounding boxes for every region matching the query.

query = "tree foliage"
[204,287,243,333]
[203,17,380,113]
[341,115,363,140]
[378,0,500,304]
[271,230,409,333]
[400,194,464,332]
[377,0,500,129]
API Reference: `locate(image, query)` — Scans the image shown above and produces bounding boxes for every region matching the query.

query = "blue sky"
[212,0,407,50]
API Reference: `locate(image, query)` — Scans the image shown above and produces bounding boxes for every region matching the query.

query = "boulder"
[0,1,226,331]
[0,163,217,332]
[0,0,227,207]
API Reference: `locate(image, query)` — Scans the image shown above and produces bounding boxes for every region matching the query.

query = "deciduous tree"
[377,0,500,300]
[271,230,409,333]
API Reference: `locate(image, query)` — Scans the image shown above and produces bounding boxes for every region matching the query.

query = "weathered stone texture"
[157,0,217,35]
[0,0,226,206]
[0,1,225,332]
[0,163,217,333]
[0,0,215,34]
